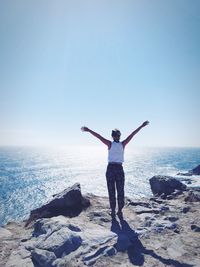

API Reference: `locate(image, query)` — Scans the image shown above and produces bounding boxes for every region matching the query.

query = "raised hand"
[141,121,149,127]
[81,126,90,132]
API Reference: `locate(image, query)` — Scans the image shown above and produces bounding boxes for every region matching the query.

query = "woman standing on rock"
[81,121,149,219]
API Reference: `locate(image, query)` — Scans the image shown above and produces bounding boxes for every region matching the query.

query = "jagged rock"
[83,245,117,265]
[28,218,83,258]
[153,221,179,233]
[149,197,164,204]
[128,201,151,207]
[164,216,179,222]
[181,206,190,213]
[7,215,118,267]
[144,216,156,227]
[190,164,200,175]
[166,237,187,258]
[166,189,184,200]
[166,195,173,200]
[5,247,33,267]
[88,211,111,225]
[177,164,200,176]
[25,183,90,226]
[135,207,160,215]
[184,190,200,202]
[159,205,170,215]
[171,189,183,196]
[0,228,12,239]
[31,248,57,267]
[2,187,200,267]
[32,217,81,238]
[191,224,200,232]
[149,175,187,198]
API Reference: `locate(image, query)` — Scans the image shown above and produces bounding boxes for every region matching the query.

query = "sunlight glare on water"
[0,146,200,225]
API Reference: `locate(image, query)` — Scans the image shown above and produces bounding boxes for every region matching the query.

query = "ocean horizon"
[0,145,200,226]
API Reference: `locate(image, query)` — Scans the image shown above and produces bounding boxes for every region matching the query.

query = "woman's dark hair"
[111,129,121,137]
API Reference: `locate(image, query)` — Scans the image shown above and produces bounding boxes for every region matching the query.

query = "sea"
[0,146,200,226]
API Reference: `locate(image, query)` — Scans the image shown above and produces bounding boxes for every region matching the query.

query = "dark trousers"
[106,163,125,211]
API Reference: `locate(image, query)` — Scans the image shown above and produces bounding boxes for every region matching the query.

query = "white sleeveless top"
[108,141,124,163]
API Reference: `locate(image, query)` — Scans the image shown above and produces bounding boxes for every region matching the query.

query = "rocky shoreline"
[0,172,200,267]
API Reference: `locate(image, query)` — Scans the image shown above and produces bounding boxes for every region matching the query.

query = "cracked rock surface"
[1,185,200,267]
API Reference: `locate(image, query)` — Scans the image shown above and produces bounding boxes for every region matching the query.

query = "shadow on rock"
[111,219,193,267]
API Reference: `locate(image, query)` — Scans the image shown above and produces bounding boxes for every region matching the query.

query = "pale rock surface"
[1,181,200,267]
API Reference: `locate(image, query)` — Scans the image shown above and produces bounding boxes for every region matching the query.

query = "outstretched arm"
[81,126,111,148]
[122,121,149,147]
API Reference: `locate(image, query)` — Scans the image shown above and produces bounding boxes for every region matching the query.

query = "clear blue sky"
[0,0,200,147]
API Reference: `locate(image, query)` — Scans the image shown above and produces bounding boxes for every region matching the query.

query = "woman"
[81,120,149,219]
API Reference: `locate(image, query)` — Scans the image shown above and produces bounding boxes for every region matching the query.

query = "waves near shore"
[0,146,200,226]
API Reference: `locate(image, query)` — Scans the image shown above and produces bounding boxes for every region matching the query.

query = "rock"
[191,224,200,232]
[164,216,179,222]
[171,189,183,196]
[129,200,162,215]
[128,201,151,207]
[88,211,111,224]
[166,237,187,258]
[149,175,186,198]
[0,228,12,239]
[12,215,118,267]
[181,206,190,213]
[184,190,200,202]
[32,216,81,237]
[31,248,57,267]
[51,258,67,267]
[30,218,83,258]
[166,195,173,200]
[159,205,170,215]
[2,185,200,267]
[144,216,156,227]
[177,164,200,176]
[37,227,82,257]
[135,207,160,215]
[25,183,90,226]
[82,227,117,248]
[51,257,77,267]
[149,197,164,204]
[83,245,117,265]
[190,164,200,175]
[5,247,33,267]
[177,172,192,176]
[153,221,178,233]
